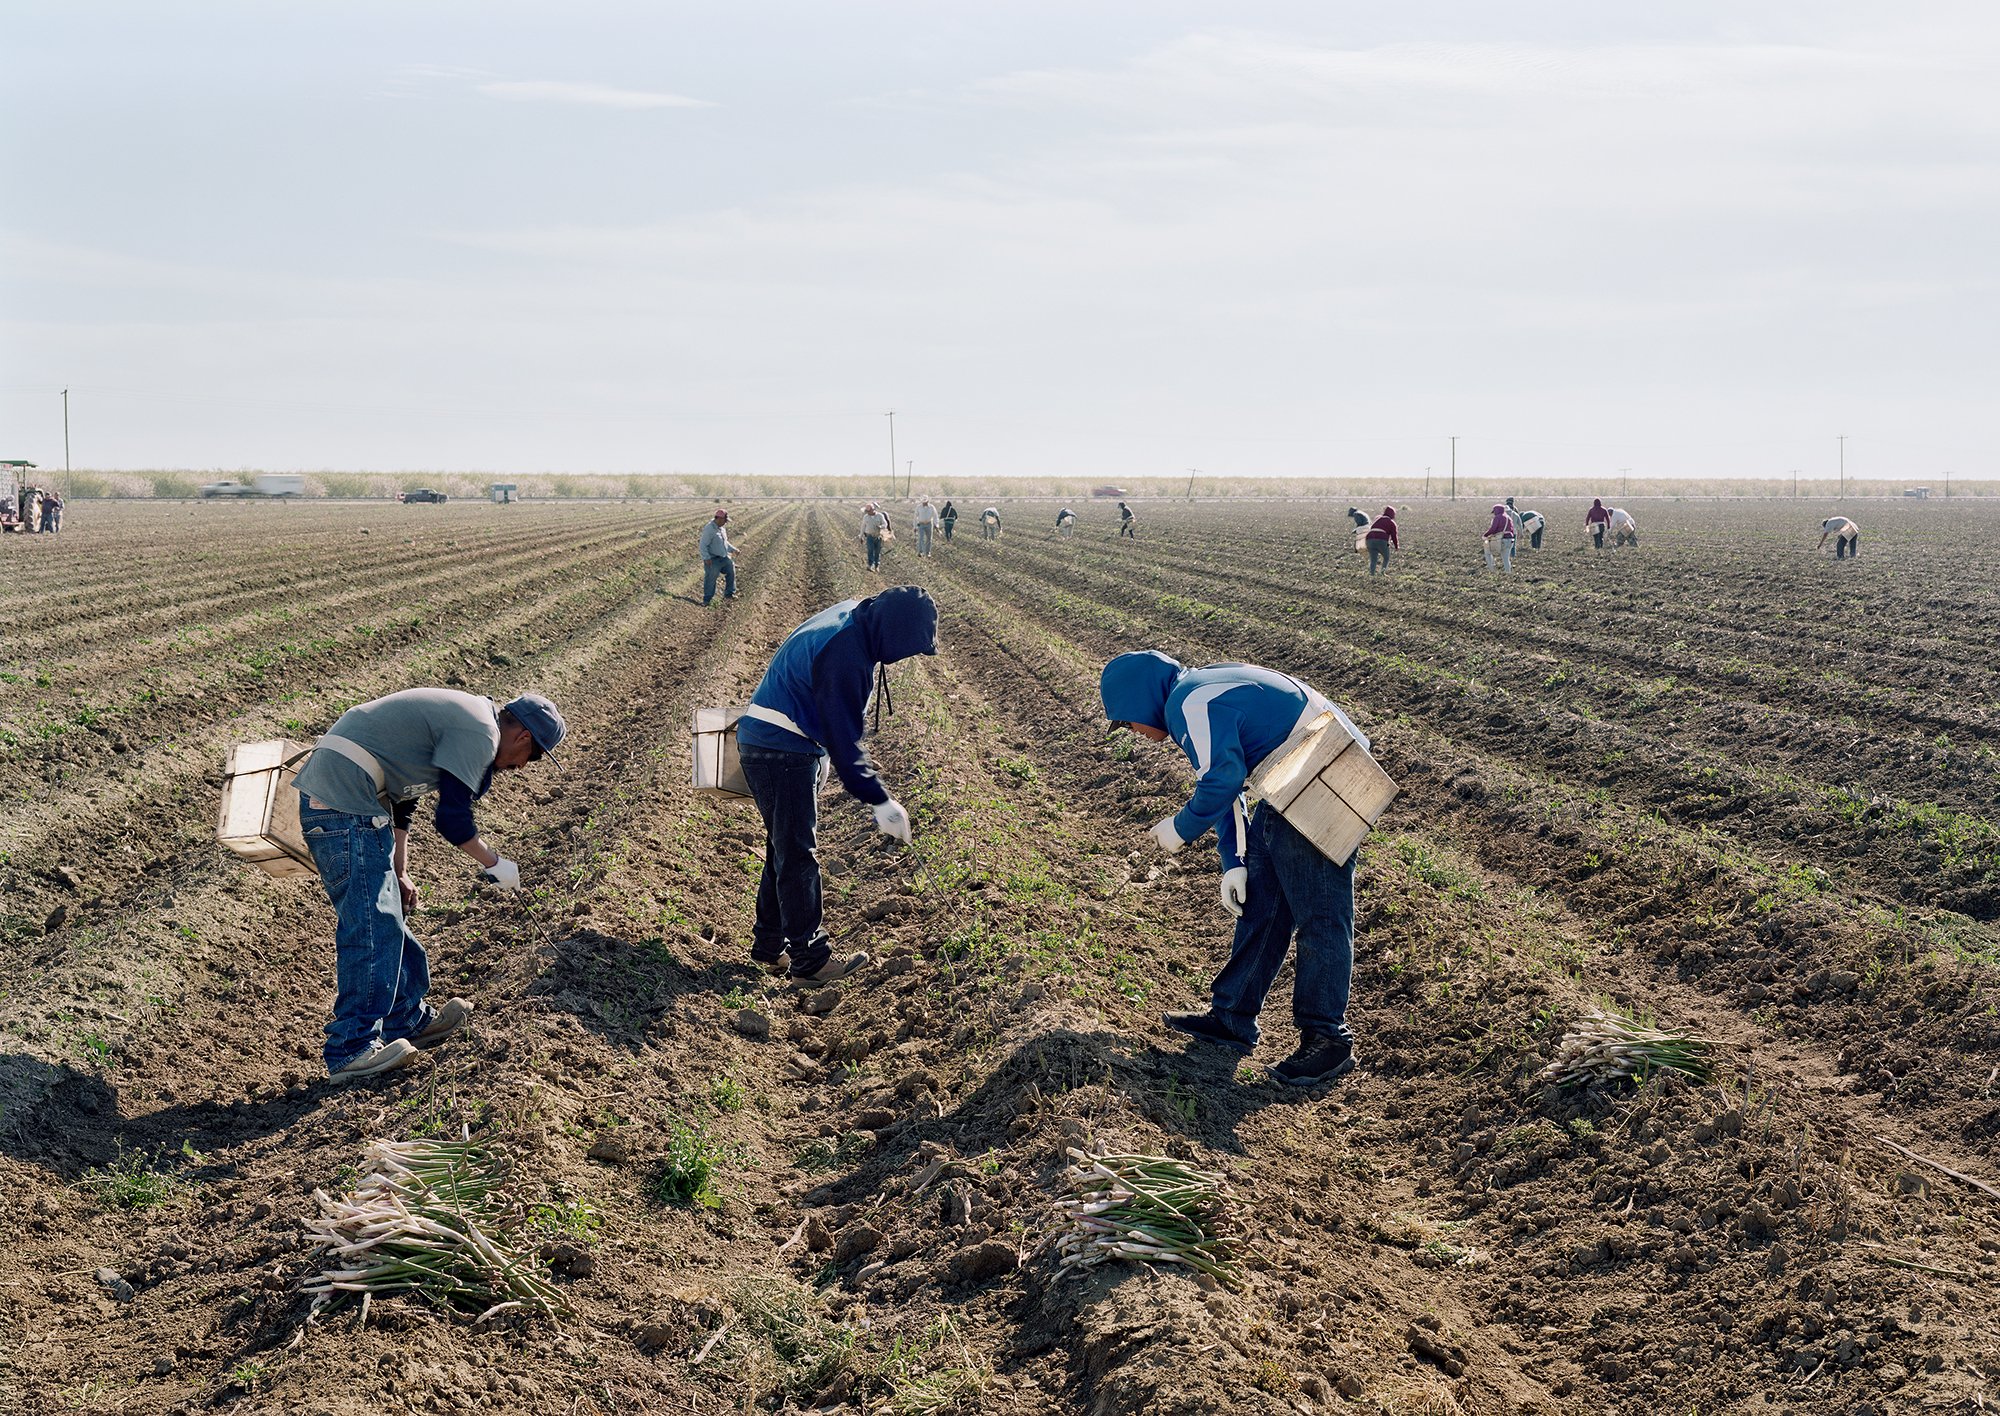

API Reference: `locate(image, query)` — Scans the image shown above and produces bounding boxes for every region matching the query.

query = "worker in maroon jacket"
[1364,507,1398,576]
[1585,498,1613,550]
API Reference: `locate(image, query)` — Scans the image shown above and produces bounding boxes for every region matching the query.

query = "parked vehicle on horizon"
[200,475,306,499]
[1092,485,1127,498]
[398,488,448,504]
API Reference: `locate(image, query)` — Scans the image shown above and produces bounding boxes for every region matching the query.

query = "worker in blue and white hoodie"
[1100,651,1366,1088]
[734,586,938,982]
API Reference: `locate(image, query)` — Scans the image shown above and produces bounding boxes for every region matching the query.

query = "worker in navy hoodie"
[1100,651,1367,1088]
[735,586,939,981]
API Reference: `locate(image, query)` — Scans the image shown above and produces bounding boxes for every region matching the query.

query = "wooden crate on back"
[1248,712,1397,865]
[217,740,316,878]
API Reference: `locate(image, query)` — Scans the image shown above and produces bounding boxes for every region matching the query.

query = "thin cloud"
[475,79,712,110]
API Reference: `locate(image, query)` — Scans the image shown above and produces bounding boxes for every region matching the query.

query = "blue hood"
[1100,651,1183,731]
[857,585,938,665]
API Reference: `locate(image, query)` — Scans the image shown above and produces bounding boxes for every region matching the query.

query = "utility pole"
[1186,468,1200,499]
[1620,467,1630,500]
[1791,468,1800,499]
[905,460,913,496]
[1449,437,1456,501]
[886,412,897,497]
[1945,468,1951,499]
[1838,434,1846,498]
[62,388,71,477]
[1424,466,1431,498]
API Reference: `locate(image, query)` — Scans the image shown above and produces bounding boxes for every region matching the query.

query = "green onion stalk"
[1054,1149,1242,1290]
[301,1129,568,1323]
[1537,1010,1716,1090]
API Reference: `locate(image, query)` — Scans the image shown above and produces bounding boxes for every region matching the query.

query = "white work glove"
[1149,816,1186,855]
[872,798,912,845]
[1220,867,1249,918]
[480,858,521,890]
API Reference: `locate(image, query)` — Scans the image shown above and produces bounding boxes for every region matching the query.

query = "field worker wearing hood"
[939,500,958,541]
[913,498,939,557]
[1100,652,1369,1088]
[735,586,940,982]
[700,509,738,606]
[1505,497,1546,550]
[1482,504,1517,572]
[1585,498,1613,550]
[1364,506,1397,576]
[860,503,892,572]
[294,689,566,1081]
[1818,515,1860,559]
[980,506,1002,539]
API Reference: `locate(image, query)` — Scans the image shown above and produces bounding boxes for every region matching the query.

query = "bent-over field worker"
[980,506,1002,540]
[1056,506,1077,535]
[294,689,566,1081]
[1118,501,1136,539]
[699,509,738,605]
[1100,652,1368,1088]
[1585,498,1612,549]
[1482,503,1517,572]
[736,586,938,981]
[1608,506,1638,548]
[1819,515,1860,559]
[1505,497,1545,549]
[1364,506,1397,575]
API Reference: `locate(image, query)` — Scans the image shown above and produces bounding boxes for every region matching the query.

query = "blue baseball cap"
[503,692,567,760]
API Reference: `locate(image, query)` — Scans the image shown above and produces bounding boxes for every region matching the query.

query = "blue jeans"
[916,524,932,556]
[738,746,833,975]
[703,555,736,603]
[299,798,433,1072]
[1484,536,1515,571]
[865,535,883,570]
[1208,803,1355,1048]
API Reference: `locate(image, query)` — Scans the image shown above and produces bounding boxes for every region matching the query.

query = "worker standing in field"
[1056,506,1077,536]
[1100,651,1368,1088]
[735,586,938,981]
[1585,498,1613,550]
[981,506,1002,540]
[1364,506,1397,575]
[1482,503,1517,571]
[1607,506,1638,548]
[699,508,738,605]
[294,689,566,1081]
[861,502,891,572]
[1818,515,1860,559]
[1118,501,1136,539]
[939,500,958,542]
[1505,497,1545,550]
[913,498,939,557]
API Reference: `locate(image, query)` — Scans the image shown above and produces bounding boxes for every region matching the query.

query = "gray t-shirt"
[700,521,733,558]
[294,688,500,818]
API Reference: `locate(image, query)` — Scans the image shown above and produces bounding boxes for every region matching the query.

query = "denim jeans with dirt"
[703,555,737,603]
[739,745,834,976]
[1205,803,1355,1050]
[300,798,435,1073]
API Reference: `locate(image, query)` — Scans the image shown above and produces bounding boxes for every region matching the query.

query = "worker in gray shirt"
[700,509,738,605]
[294,688,566,1081]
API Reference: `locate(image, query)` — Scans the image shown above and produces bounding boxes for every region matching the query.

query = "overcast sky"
[3,2,1996,479]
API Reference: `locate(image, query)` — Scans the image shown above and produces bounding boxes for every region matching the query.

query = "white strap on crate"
[738,704,808,740]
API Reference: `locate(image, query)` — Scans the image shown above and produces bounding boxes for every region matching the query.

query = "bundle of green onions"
[1536,1009,1716,1090]
[1054,1148,1241,1289]
[301,1130,567,1324]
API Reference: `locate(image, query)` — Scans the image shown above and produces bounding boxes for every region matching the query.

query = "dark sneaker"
[410,997,473,1050]
[329,1038,417,1084]
[1163,1010,1251,1053]
[795,950,869,984]
[1273,1035,1357,1088]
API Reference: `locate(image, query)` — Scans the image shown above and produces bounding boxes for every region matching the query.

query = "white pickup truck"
[200,475,306,499]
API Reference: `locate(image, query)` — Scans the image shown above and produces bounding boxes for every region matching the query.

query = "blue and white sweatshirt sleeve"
[809,624,890,806]
[1170,697,1253,872]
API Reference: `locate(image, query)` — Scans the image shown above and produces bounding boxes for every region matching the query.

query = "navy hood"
[857,585,939,665]
[1100,651,1183,731]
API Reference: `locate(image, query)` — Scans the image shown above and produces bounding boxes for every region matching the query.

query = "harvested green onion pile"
[1054,1148,1241,1289]
[1537,1009,1715,1089]
[301,1130,567,1323]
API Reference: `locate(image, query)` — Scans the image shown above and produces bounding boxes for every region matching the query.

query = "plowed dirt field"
[3,497,1998,1416]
